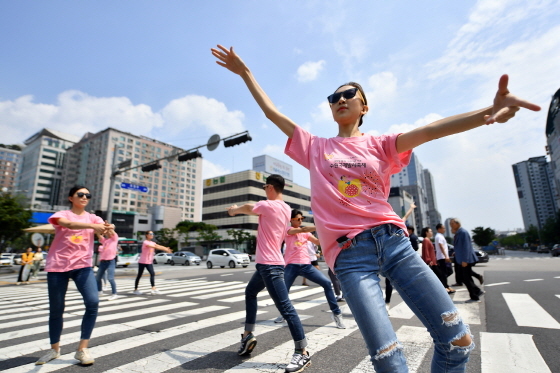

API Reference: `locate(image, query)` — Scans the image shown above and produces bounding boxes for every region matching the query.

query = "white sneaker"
[35,348,60,365]
[331,313,346,329]
[150,289,161,295]
[107,294,119,301]
[133,290,142,295]
[274,315,285,323]
[74,348,94,365]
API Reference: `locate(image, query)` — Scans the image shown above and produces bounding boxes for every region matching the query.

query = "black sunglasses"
[76,192,92,199]
[327,88,360,104]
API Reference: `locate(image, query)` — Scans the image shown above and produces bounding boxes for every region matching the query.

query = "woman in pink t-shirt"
[36,185,113,366]
[211,45,541,372]
[96,230,119,300]
[133,231,171,295]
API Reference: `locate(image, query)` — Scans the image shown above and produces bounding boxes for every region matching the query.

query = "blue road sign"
[120,182,149,193]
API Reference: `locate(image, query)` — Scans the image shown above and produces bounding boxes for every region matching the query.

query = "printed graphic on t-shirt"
[326,155,384,207]
[69,234,84,244]
[295,240,304,247]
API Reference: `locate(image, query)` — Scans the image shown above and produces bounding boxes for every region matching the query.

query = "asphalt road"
[0,250,558,372]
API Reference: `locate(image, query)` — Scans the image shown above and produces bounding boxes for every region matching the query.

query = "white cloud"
[0,91,163,144]
[385,113,444,135]
[364,71,398,110]
[161,95,245,137]
[0,92,246,146]
[201,159,230,180]
[261,144,285,159]
[296,60,326,82]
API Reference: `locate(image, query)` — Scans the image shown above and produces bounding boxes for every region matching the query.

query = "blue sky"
[1,1,559,232]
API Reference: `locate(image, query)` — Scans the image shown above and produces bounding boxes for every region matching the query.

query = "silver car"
[170,251,201,266]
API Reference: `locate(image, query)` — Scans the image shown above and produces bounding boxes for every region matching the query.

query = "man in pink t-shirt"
[226,174,309,364]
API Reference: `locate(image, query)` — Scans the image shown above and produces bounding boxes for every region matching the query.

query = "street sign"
[120,182,149,193]
[31,233,45,247]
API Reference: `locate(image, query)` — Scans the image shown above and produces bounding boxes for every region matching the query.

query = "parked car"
[537,245,550,254]
[153,252,173,264]
[13,254,22,265]
[206,249,250,269]
[170,251,201,266]
[475,250,489,263]
[0,254,13,267]
[551,244,560,257]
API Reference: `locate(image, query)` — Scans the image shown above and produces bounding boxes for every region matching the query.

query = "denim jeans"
[96,260,117,294]
[334,224,473,373]
[47,267,99,344]
[284,263,341,315]
[245,264,307,349]
[135,263,155,289]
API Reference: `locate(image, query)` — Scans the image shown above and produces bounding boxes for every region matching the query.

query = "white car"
[0,254,13,268]
[153,253,172,264]
[206,249,250,269]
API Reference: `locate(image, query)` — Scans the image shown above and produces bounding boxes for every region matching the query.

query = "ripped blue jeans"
[334,224,473,373]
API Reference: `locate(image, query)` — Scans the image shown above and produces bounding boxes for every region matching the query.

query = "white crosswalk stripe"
[0,276,557,373]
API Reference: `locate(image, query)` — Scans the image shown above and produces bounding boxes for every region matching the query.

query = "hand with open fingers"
[484,74,541,125]
[211,45,248,76]
[227,205,238,216]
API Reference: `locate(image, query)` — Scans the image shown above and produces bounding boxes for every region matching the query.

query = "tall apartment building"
[545,87,560,209]
[512,156,558,230]
[202,168,312,242]
[17,128,80,208]
[390,153,435,232]
[0,145,22,191]
[60,127,202,222]
[388,187,416,228]
[423,169,442,228]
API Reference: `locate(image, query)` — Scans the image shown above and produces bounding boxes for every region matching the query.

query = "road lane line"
[481,332,551,372]
[502,293,560,329]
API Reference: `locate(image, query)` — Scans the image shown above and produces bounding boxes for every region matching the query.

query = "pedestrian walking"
[275,209,345,329]
[31,247,43,279]
[421,227,453,293]
[35,185,113,366]
[328,267,344,302]
[450,219,484,302]
[211,44,539,371]
[96,230,119,300]
[17,247,34,284]
[133,231,171,295]
[435,224,455,292]
[227,174,311,373]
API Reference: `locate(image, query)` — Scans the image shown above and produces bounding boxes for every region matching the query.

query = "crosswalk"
[0,275,557,372]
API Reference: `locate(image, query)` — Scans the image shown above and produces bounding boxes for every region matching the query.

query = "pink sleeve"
[145,241,156,248]
[48,211,68,225]
[99,237,106,244]
[252,201,266,215]
[379,133,412,174]
[285,126,313,169]
[91,214,104,224]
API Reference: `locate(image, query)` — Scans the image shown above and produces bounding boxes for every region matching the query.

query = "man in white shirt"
[435,224,454,292]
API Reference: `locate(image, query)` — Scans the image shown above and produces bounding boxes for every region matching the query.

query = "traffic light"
[178,150,202,162]
[141,162,162,172]
[224,133,252,148]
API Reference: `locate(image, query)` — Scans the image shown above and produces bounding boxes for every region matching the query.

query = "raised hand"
[211,45,248,76]
[226,204,238,216]
[484,74,541,125]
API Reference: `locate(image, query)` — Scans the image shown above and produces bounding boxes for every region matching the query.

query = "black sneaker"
[237,333,257,356]
[478,275,484,285]
[285,351,311,372]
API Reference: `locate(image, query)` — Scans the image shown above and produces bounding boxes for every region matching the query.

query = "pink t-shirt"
[252,200,291,265]
[285,126,412,270]
[47,210,104,272]
[138,240,157,264]
[99,233,119,261]
[284,228,313,265]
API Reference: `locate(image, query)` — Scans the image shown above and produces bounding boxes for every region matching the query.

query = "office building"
[512,156,558,230]
[60,127,202,222]
[423,169,442,228]
[17,128,80,209]
[388,187,416,228]
[545,87,560,209]
[0,145,22,192]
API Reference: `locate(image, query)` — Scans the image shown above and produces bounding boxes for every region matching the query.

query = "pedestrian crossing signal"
[224,133,252,148]
[141,162,162,172]
[178,150,202,162]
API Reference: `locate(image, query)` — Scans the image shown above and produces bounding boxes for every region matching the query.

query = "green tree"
[176,221,210,246]
[471,226,496,247]
[498,234,525,249]
[227,229,252,250]
[154,228,177,251]
[525,225,540,245]
[540,211,560,245]
[196,224,221,244]
[0,193,32,251]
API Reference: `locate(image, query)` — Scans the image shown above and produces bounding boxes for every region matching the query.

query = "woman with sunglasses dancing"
[36,186,113,366]
[211,45,540,372]
[133,231,171,295]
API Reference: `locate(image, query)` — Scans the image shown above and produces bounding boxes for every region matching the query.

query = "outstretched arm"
[211,45,298,138]
[396,75,541,153]
[227,203,258,216]
[402,202,416,221]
